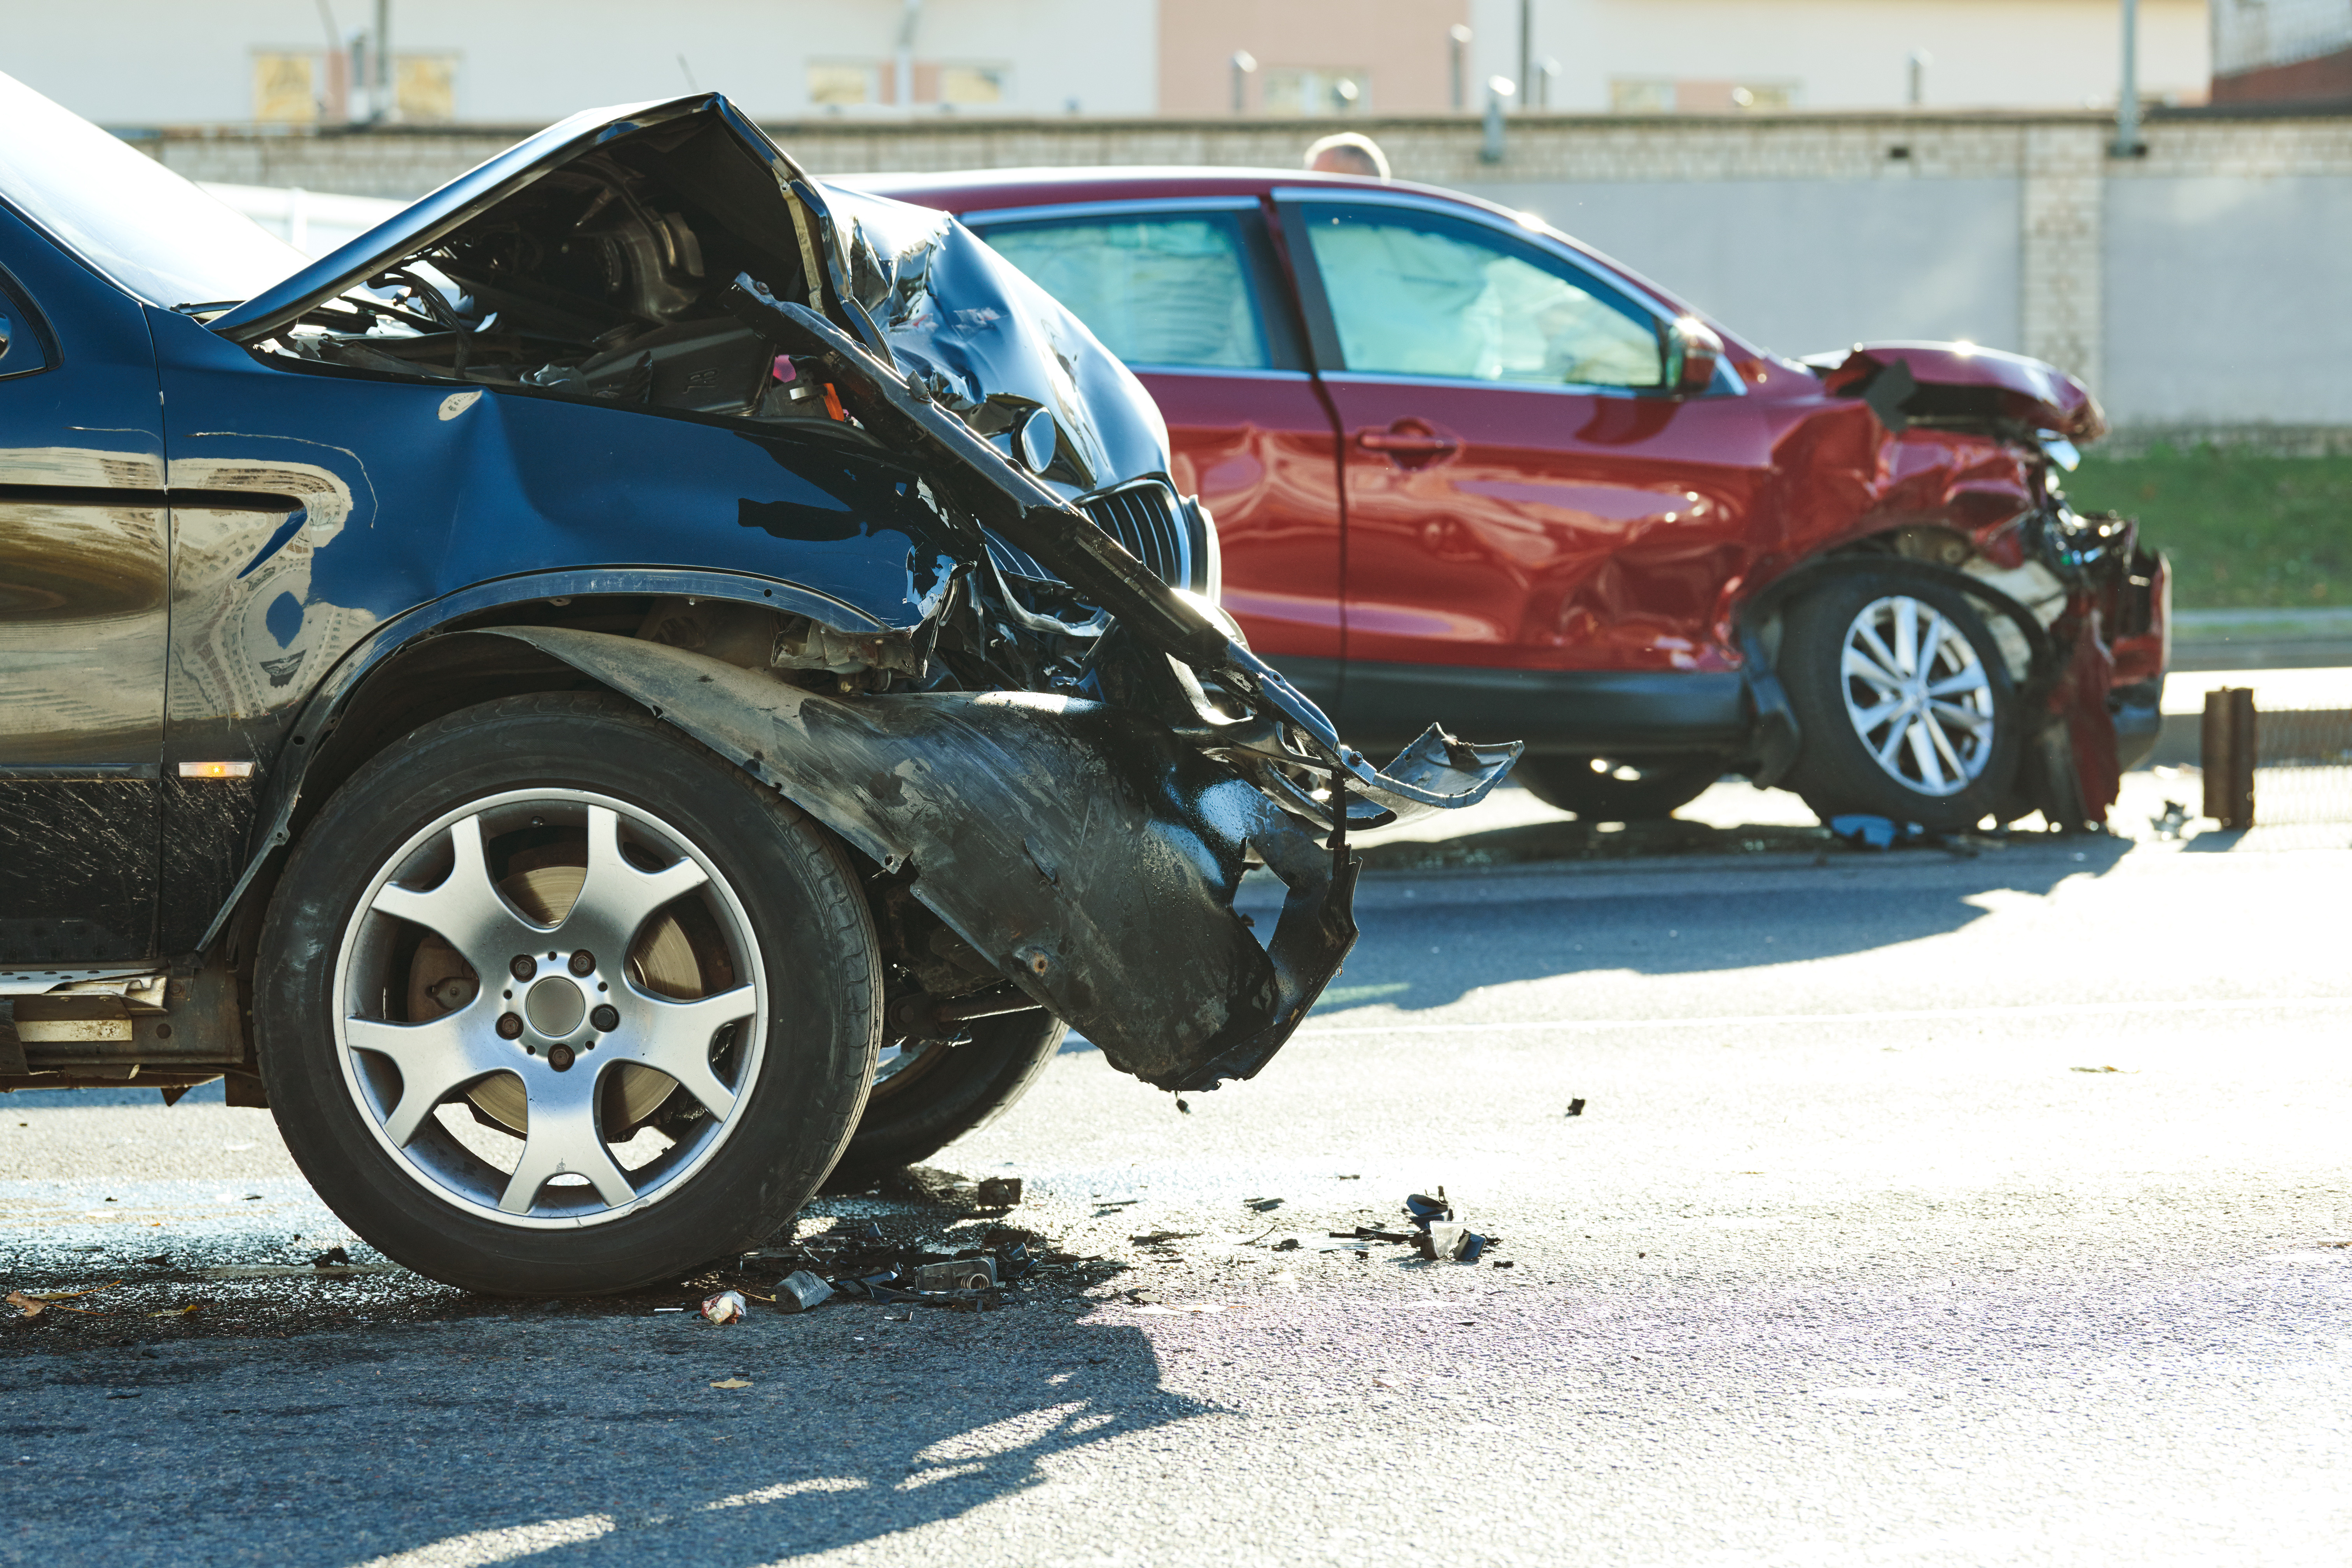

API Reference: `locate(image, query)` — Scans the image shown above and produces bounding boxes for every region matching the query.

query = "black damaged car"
[0,75,1513,1293]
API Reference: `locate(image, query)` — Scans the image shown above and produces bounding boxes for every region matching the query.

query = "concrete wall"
[134,107,2352,439]
[1458,177,2022,357]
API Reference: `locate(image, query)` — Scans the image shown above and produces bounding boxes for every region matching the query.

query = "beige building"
[10,0,2210,127]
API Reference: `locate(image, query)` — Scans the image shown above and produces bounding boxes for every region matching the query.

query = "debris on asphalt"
[1566,1098,1587,1117]
[1273,1238,1302,1252]
[653,1307,686,1314]
[975,1176,1023,1208]
[1491,1260,1517,1269]
[709,1377,753,1389]
[1828,814,1930,850]
[1244,1197,1284,1212]
[1405,1191,1453,1226]
[773,1271,834,1313]
[701,1290,748,1324]
[910,1258,998,1292]
[146,1304,203,1318]
[309,1246,352,1269]
[2152,799,2189,840]
[9,1281,119,1318]
[1176,1098,1192,1114]
[2070,1065,2137,1074]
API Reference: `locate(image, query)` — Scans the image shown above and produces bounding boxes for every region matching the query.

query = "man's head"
[1304,132,1390,180]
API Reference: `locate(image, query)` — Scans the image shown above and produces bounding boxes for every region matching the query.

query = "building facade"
[10,0,2210,127]
[2210,0,2352,103]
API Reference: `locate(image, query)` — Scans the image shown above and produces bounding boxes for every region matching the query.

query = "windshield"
[0,70,306,308]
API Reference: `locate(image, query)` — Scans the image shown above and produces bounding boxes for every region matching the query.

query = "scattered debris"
[1126,1288,1162,1306]
[701,1290,749,1324]
[1176,1099,1192,1115]
[773,1271,834,1313]
[138,1255,168,1267]
[1491,1260,1516,1269]
[1272,1238,1302,1252]
[910,1259,997,1293]
[309,1246,352,1269]
[2070,1065,2137,1074]
[1129,1231,1199,1248]
[1244,1197,1284,1212]
[1566,1098,1587,1117]
[710,1377,753,1389]
[1405,1191,1453,1225]
[975,1176,1023,1209]
[146,1304,203,1318]
[1419,1224,1489,1264]
[1828,814,1928,850]
[2151,799,2189,840]
[653,1307,686,1314]
[8,1281,119,1318]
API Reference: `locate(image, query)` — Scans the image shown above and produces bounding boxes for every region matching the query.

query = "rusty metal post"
[2200,687,2257,828]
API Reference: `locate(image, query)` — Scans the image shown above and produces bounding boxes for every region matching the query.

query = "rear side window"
[0,273,51,378]
[1298,205,1664,389]
[977,210,1277,371]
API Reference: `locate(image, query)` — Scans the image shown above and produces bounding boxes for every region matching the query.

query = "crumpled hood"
[1813,341,2107,443]
[208,92,1173,495]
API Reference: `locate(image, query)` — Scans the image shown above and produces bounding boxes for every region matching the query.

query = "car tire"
[255,692,881,1296]
[1515,754,1727,821]
[1777,570,2020,832]
[827,1010,1066,1187]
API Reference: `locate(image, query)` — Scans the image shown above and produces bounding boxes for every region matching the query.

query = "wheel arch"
[195,567,892,963]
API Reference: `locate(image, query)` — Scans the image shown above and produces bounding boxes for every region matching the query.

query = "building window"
[253,52,318,122]
[1260,67,1370,115]
[1610,78,1800,114]
[809,61,879,107]
[938,64,1010,106]
[396,54,459,122]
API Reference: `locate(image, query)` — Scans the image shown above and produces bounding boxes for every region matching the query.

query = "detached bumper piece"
[490,627,1355,1091]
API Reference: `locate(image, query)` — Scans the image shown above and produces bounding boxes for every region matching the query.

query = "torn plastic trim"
[481,625,1355,1092]
[718,277,1522,828]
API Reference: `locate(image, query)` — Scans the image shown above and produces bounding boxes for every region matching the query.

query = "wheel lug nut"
[509,956,535,981]
[569,950,595,976]
[496,1012,523,1040]
[547,1043,575,1072]
[590,1004,619,1032]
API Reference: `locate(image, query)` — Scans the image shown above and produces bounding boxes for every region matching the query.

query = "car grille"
[1080,482,1190,587]
[984,480,1192,590]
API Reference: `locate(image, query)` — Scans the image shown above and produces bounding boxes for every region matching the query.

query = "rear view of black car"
[0,75,1513,1294]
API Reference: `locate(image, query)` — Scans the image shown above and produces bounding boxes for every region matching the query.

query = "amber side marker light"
[175,761,255,779]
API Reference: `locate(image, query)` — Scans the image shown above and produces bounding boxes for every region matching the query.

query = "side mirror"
[1665,316,1724,397]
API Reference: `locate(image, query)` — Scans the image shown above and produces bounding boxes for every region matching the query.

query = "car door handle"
[1356,430,1459,454]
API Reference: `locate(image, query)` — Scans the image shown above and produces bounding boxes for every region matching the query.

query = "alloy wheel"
[1838,594,1996,798]
[332,789,766,1227]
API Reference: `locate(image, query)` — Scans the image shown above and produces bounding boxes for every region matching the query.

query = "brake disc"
[402,862,704,1136]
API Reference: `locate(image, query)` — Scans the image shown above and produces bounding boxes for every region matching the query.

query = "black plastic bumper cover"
[484,626,1355,1092]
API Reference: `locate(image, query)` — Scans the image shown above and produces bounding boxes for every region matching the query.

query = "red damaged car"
[858,168,2168,832]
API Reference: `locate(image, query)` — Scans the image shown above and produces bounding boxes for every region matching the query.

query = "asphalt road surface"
[5,811,2351,1567]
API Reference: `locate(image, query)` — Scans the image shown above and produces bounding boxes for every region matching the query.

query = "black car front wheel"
[828,1010,1066,1187]
[1777,572,2020,832]
[256,693,881,1296]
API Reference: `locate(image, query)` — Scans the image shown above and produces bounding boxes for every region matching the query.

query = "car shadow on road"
[4,1278,1203,1565]
[1315,832,2136,1014]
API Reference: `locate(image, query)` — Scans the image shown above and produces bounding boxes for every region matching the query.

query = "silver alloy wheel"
[1839,594,1996,797]
[332,789,766,1228]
